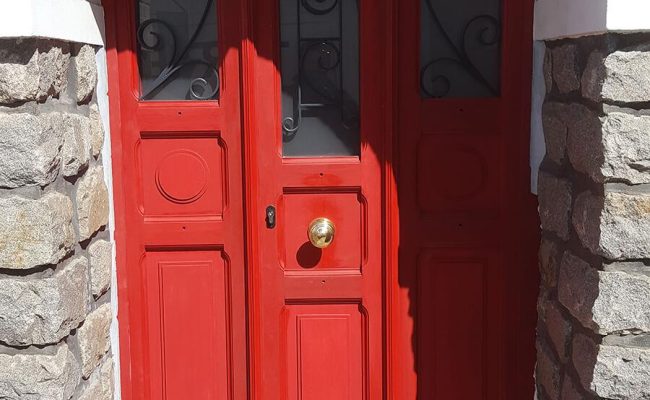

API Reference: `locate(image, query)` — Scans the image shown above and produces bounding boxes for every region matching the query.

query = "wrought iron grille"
[280,0,360,156]
[419,0,501,98]
[136,0,219,101]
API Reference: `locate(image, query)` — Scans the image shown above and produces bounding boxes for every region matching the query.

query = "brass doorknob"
[307,218,336,249]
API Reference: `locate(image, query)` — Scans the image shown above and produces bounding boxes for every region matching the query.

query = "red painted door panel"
[285,304,364,400]
[390,0,539,399]
[145,251,230,399]
[105,1,248,399]
[245,0,388,398]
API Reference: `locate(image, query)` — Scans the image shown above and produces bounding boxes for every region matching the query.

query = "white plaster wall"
[0,0,103,45]
[0,1,121,398]
[608,0,650,31]
[535,0,650,40]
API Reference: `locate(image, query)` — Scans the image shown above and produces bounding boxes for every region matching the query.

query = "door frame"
[103,0,536,397]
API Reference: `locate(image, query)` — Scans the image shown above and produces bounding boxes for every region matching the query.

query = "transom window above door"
[136,0,220,100]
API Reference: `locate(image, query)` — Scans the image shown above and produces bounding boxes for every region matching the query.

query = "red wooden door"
[105,1,248,399]
[389,0,538,399]
[245,0,389,398]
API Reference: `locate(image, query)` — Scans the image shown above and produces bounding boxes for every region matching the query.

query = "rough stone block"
[544,301,572,362]
[75,44,97,103]
[600,111,650,184]
[539,238,562,289]
[572,333,599,394]
[0,38,70,104]
[573,191,650,260]
[537,172,572,240]
[582,47,650,103]
[0,257,89,346]
[77,166,109,241]
[548,106,650,184]
[536,343,561,400]
[89,103,105,158]
[541,102,569,166]
[78,303,112,378]
[88,239,112,298]
[61,113,92,177]
[565,104,605,182]
[593,271,650,334]
[0,112,64,188]
[0,192,76,269]
[561,375,584,400]
[552,44,580,93]
[592,343,650,399]
[558,252,599,330]
[78,358,114,400]
[559,251,650,334]
[0,343,81,399]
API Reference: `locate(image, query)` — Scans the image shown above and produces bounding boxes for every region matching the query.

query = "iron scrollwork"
[420,0,501,98]
[301,0,338,15]
[281,0,359,139]
[136,0,219,100]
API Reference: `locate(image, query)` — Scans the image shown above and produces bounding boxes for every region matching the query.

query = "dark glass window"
[136,0,219,100]
[280,0,360,157]
[420,0,501,98]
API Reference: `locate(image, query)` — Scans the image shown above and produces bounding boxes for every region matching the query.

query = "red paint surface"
[104,0,248,398]
[245,1,385,397]
[389,0,540,398]
[104,0,538,398]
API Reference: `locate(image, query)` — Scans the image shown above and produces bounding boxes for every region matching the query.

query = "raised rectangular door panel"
[145,250,230,400]
[280,190,365,273]
[416,249,497,399]
[285,304,365,400]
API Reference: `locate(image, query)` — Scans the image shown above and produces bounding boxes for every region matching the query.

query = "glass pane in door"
[136,0,219,100]
[420,0,501,98]
[280,0,360,157]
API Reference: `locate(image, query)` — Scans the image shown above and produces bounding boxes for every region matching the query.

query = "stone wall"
[537,33,650,399]
[0,38,114,399]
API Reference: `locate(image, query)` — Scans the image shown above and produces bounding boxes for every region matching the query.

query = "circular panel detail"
[436,145,487,200]
[155,150,209,204]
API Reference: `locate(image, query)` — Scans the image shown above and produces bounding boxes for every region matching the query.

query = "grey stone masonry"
[0,113,65,188]
[0,343,81,399]
[537,34,650,400]
[0,37,113,399]
[0,193,76,269]
[0,257,89,346]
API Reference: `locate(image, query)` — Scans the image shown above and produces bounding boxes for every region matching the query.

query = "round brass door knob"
[307,218,336,249]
